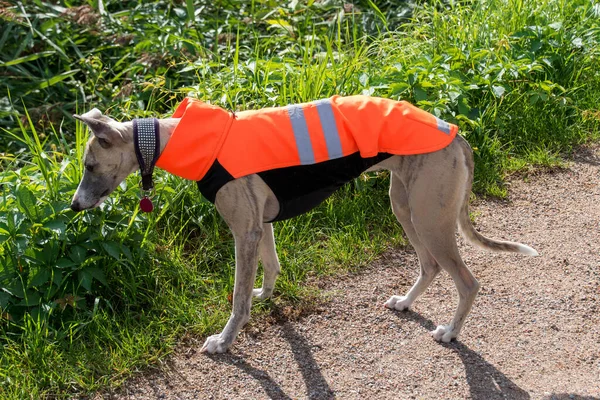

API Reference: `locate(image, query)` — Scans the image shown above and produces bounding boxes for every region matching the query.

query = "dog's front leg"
[201,176,268,354]
[201,228,262,353]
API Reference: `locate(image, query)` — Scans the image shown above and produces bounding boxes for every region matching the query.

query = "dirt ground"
[103,146,600,400]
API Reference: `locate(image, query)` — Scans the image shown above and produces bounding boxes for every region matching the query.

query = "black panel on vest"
[196,159,234,203]
[258,152,392,222]
[196,152,392,222]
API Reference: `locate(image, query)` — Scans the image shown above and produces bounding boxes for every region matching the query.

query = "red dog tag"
[139,196,154,213]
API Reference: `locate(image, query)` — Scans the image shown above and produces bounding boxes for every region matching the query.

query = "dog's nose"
[70,200,83,212]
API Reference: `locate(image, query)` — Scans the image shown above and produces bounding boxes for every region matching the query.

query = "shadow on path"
[210,352,293,400]
[211,319,333,400]
[573,146,600,166]
[279,322,335,400]
[393,310,531,400]
[212,308,541,400]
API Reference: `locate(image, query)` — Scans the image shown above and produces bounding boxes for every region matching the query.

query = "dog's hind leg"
[253,222,280,300]
[414,213,480,343]
[406,145,480,343]
[384,171,441,311]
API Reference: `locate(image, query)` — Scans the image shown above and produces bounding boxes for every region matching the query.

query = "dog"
[70,95,538,354]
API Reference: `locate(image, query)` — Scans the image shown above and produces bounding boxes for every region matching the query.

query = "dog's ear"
[76,108,103,120]
[74,109,126,148]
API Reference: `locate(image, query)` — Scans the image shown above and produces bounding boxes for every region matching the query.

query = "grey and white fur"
[71,107,538,354]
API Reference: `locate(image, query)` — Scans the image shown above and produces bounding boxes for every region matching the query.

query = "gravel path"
[104,146,600,400]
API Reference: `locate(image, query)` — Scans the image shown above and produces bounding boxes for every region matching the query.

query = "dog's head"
[71,109,138,211]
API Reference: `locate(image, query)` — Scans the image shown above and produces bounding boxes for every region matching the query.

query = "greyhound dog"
[70,97,538,354]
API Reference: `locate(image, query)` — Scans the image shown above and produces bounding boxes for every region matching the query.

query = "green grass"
[1,0,599,398]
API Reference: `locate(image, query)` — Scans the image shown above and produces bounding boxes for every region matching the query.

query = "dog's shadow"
[393,309,531,400]
[211,352,294,400]
[573,146,600,167]
[212,311,599,400]
[210,320,334,400]
[210,309,537,400]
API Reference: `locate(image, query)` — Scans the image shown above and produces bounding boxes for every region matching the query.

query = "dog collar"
[133,118,160,212]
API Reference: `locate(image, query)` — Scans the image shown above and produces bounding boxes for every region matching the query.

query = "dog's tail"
[456,137,539,256]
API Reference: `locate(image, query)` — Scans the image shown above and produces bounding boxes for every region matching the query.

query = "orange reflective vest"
[156,95,458,221]
[156,95,457,181]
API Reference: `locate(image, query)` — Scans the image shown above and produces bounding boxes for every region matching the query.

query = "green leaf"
[78,269,92,291]
[78,266,107,291]
[265,19,294,35]
[21,254,42,266]
[52,269,63,287]
[15,237,29,255]
[492,85,506,98]
[56,258,75,269]
[120,244,133,261]
[539,82,552,92]
[420,81,436,88]
[15,186,38,220]
[9,213,26,232]
[87,267,108,286]
[365,0,388,29]
[458,98,471,116]
[4,284,25,299]
[177,64,196,73]
[186,0,195,21]
[31,26,69,61]
[529,92,540,105]
[530,40,542,52]
[101,241,122,260]
[0,51,55,67]
[44,218,67,237]
[0,291,11,308]
[359,73,369,87]
[23,70,80,96]
[390,82,410,95]
[97,0,106,14]
[0,222,8,236]
[20,290,41,307]
[548,22,562,30]
[69,246,87,265]
[413,86,428,102]
[448,91,461,102]
[40,204,56,221]
[30,269,51,288]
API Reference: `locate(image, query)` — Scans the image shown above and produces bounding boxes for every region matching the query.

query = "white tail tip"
[517,244,539,256]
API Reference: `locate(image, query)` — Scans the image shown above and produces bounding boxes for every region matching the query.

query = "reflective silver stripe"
[287,105,315,164]
[314,99,343,159]
[435,116,451,135]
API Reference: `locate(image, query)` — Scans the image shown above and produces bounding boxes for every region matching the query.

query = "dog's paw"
[201,334,229,354]
[253,288,273,300]
[430,325,456,343]
[384,295,412,311]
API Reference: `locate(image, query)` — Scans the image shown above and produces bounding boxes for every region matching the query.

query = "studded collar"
[133,118,160,192]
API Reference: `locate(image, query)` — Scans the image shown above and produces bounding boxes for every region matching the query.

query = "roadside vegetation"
[1,0,598,398]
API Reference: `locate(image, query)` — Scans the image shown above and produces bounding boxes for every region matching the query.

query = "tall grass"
[1,0,599,398]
